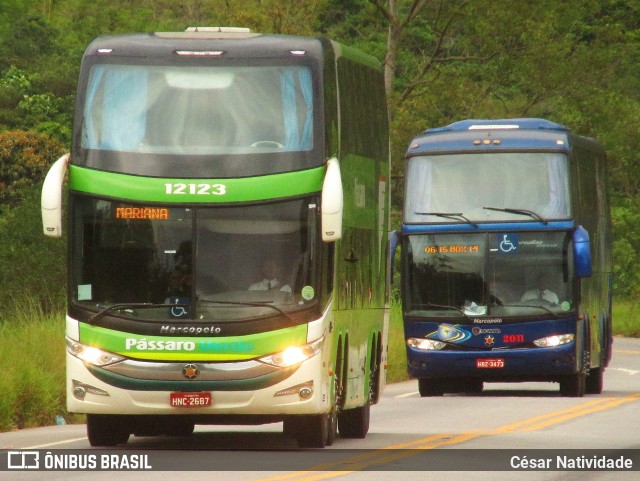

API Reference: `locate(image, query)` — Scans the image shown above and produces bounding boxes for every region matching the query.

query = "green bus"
[41,27,390,447]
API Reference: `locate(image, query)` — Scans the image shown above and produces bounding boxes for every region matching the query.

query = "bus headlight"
[66,338,125,366]
[258,337,324,368]
[533,334,575,348]
[407,338,446,351]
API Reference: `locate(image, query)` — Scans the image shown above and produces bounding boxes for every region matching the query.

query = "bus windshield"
[81,64,313,155]
[403,231,575,319]
[404,152,571,223]
[71,196,319,322]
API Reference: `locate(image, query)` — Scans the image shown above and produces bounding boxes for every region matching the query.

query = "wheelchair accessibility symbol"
[169,297,189,318]
[498,233,518,253]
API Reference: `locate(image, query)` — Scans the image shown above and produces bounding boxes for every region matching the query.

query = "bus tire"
[465,379,484,394]
[418,378,444,397]
[165,419,195,437]
[338,404,370,438]
[586,367,604,394]
[87,414,130,447]
[294,411,337,448]
[559,372,586,397]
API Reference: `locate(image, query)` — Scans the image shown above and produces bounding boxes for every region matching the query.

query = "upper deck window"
[404,152,570,224]
[82,64,313,155]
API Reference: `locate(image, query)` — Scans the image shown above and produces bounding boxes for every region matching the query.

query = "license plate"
[170,392,212,408]
[476,358,505,368]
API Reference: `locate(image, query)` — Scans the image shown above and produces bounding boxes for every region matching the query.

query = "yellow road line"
[515,392,640,432]
[256,391,640,481]
[256,432,483,481]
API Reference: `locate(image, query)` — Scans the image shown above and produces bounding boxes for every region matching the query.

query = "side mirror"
[321,157,343,242]
[41,153,69,238]
[573,225,592,278]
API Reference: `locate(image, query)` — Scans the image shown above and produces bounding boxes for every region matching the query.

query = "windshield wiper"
[88,302,185,324]
[198,299,294,322]
[415,212,478,228]
[413,303,474,321]
[483,206,548,224]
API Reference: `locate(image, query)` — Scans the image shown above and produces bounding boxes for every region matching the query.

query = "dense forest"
[1,0,640,310]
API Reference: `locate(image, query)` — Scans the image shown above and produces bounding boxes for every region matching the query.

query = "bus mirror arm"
[321,157,343,242]
[41,153,69,238]
[573,225,592,278]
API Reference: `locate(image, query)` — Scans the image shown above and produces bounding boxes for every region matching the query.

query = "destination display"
[424,244,480,254]
[115,207,170,220]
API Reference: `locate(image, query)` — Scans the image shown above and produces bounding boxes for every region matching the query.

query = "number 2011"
[165,183,226,195]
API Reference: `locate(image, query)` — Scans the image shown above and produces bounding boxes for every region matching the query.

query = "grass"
[387,299,410,383]
[0,300,66,431]
[612,299,640,337]
[0,297,636,431]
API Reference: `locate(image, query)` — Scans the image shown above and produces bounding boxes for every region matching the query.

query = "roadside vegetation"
[0,300,65,431]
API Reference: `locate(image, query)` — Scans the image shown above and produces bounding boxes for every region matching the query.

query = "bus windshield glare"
[404,153,571,224]
[403,231,574,318]
[71,196,318,321]
[82,64,313,155]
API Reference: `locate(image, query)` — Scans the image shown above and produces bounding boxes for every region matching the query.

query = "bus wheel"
[87,414,130,446]
[418,378,444,397]
[586,367,604,394]
[338,404,370,438]
[466,379,484,394]
[559,372,586,397]
[165,419,195,437]
[294,410,337,448]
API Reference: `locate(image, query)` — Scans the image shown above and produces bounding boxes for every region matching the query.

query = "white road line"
[396,391,418,398]
[611,367,640,376]
[25,436,87,449]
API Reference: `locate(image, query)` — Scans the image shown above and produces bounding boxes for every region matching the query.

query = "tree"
[0,130,65,209]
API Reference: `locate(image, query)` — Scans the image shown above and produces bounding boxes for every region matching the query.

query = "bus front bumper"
[66,350,331,416]
[406,342,579,382]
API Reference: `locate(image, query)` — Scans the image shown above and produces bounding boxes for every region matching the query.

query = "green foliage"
[0,185,66,315]
[0,67,74,144]
[0,130,65,207]
[0,15,60,71]
[611,202,640,298]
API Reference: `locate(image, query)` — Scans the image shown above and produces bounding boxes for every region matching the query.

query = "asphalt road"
[2,337,639,481]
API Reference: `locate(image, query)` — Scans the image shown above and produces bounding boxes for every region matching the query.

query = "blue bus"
[394,118,612,397]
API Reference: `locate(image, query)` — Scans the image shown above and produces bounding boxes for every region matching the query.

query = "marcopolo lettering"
[473,318,503,324]
[160,325,222,335]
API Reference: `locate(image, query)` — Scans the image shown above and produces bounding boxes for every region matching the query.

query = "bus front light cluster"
[407,338,446,351]
[66,338,125,366]
[258,337,324,368]
[533,334,575,348]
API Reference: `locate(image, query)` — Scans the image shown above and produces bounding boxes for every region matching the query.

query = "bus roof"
[82,30,328,61]
[81,30,379,69]
[407,118,572,156]
[425,118,568,133]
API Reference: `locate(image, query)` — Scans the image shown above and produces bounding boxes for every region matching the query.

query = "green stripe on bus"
[68,165,325,203]
[79,323,308,362]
